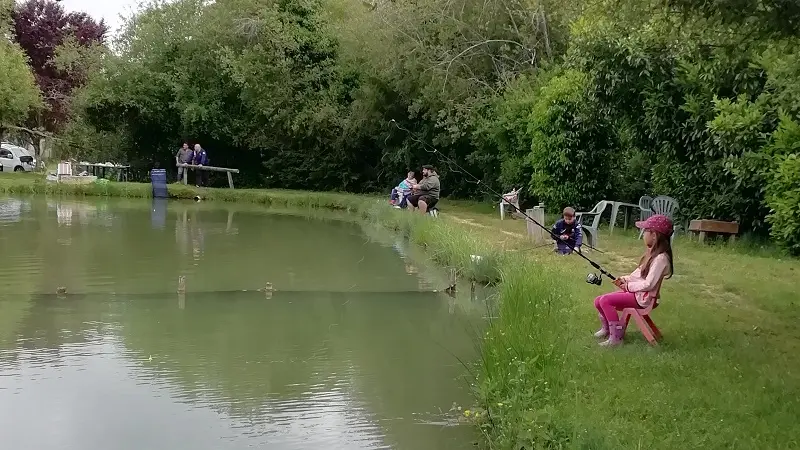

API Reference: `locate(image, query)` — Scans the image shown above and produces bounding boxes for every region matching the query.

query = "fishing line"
[389,119,616,283]
[15,289,465,299]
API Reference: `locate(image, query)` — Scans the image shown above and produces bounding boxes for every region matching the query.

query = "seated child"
[592,214,674,347]
[551,207,582,255]
[390,171,417,208]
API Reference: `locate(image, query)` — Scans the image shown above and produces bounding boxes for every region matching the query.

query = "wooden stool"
[621,303,662,345]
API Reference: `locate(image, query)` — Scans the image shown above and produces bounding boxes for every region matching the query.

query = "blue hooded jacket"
[552,218,583,254]
[193,147,209,166]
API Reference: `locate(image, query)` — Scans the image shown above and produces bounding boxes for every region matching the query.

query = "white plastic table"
[608,201,640,233]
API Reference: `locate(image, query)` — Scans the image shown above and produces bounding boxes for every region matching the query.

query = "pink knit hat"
[635,214,674,237]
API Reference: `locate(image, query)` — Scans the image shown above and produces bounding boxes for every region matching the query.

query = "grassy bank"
[0,173,368,210]
[440,209,800,449]
[3,174,800,448]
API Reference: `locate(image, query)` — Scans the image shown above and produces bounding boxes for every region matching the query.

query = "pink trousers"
[594,291,639,323]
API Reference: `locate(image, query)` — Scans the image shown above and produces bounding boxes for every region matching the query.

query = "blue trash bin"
[150,168,168,199]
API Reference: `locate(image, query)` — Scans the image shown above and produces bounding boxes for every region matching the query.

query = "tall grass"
[472,261,583,448]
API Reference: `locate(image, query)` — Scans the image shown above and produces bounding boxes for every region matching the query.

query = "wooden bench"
[178,163,239,188]
[688,219,739,242]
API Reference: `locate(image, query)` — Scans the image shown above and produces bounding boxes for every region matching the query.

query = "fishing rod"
[389,119,616,285]
[509,240,605,254]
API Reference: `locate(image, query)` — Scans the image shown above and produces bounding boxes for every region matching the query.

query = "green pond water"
[0,196,490,450]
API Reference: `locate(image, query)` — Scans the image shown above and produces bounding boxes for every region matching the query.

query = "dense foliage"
[0,0,40,134]
[11,0,107,133]
[0,35,41,134]
[6,0,800,253]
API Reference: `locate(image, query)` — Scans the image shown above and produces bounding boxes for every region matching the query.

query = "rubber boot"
[594,313,609,339]
[599,321,624,347]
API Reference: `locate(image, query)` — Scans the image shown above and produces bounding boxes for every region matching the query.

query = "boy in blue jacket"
[552,206,582,255]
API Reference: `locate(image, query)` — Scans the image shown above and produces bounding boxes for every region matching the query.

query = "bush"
[765,116,800,255]
[766,154,800,255]
[528,69,616,210]
[472,71,560,198]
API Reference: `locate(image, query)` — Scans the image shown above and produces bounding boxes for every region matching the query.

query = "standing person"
[175,142,194,184]
[193,144,209,187]
[592,215,674,347]
[407,165,440,214]
[551,207,583,255]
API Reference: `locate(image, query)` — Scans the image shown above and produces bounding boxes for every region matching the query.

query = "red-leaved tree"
[12,0,107,132]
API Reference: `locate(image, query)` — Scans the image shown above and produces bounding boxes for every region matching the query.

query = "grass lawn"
[438,201,800,449]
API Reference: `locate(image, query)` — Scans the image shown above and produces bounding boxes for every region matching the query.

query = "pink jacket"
[621,253,671,308]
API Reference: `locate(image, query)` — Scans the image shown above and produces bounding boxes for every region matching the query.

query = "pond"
[0,196,490,450]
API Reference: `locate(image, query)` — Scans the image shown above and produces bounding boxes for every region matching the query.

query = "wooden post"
[527,204,546,243]
[448,268,457,292]
[526,208,535,240]
[177,276,186,294]
[227,172,234,189]
[183,167,188,184]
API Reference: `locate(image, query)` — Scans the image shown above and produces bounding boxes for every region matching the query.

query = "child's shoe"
[599,321,624,347]
[594,313,609,339]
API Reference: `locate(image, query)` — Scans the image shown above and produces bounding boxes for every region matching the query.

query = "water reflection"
[0,197,483,450]
[1,337,391,450]
[1,291,478,449]
[0,198,24,223]
[151,198,167,229]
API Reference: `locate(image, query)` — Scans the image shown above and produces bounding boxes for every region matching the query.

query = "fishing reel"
[586,272,603,286]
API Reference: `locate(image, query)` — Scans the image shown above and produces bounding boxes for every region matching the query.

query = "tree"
[0,40,41,137]
[11,0,107,133]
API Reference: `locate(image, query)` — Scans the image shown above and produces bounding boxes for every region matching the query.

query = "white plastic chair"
[575,201,609,249]
[639,195,679,243]
[639,196,654,220]
[651,195,679,219]
[638,195,654,239]
[499,188,521,220]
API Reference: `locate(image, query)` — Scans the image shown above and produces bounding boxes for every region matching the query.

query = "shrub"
[527,69,616,210]
[765,116,800,255]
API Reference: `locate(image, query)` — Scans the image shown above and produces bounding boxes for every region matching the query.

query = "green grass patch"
[442,206,800,449]
[0,173,369,211]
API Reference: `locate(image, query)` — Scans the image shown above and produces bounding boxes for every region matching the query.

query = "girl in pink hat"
[593,214,674,347]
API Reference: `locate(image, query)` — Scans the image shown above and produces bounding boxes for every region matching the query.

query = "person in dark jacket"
[552,206,583,255]
[193,144,209,187]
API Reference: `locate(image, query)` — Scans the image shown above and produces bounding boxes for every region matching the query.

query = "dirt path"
[447,214,526,239]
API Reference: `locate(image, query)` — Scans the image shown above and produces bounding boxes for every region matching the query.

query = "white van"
[0,142,37,172]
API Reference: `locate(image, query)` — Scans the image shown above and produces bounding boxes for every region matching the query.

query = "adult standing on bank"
[408,165,440,214]
[175,142,194,184]
[193,144,209,187]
